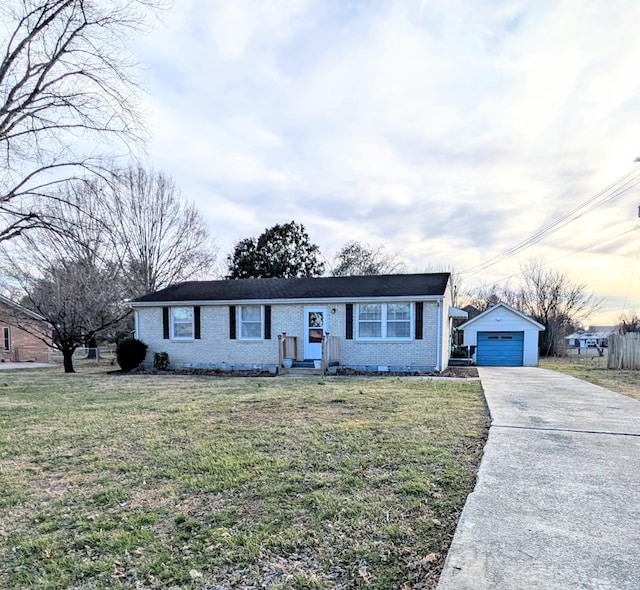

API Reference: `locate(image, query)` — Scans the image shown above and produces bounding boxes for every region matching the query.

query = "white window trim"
[170,307,194,341]
[237,305,264,341]
[3,327,9,351]
[355,303,413,341]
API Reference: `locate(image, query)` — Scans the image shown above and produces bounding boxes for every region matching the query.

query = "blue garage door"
[477,332,524,366]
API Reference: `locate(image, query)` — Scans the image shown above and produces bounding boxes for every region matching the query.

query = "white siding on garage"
[461,305,542,366]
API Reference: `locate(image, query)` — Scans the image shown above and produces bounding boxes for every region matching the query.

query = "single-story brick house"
[0,295,51,363]
[129,273,467,373]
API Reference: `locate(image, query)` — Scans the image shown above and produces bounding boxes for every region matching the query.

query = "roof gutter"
[128,294,446,308]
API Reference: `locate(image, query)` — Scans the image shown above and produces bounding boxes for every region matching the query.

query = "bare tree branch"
[98,165,218,296]
[467,259,603,356]
[330,241,406,277]
[0,0,168,242]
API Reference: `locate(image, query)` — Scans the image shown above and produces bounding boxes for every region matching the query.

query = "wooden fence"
[321,334,339,373]
[607,333,640,369]
[277,334,298,368]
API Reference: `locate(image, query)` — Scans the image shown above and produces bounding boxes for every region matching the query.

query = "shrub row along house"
[129,273,469,373]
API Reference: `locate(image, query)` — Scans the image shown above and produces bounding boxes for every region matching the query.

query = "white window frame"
[171,307,194,340]
[2,327,9,351]
[355,303,413,341]
[238,305,263,340]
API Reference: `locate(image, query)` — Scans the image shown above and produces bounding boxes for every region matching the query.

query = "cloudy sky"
[133,0,640,324]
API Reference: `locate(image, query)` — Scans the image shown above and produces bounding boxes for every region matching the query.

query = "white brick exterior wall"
[136,298,447,371]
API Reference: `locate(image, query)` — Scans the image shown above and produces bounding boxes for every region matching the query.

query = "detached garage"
[459,302,545,367]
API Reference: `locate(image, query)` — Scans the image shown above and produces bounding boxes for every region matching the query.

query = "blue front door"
[477,332,524,366]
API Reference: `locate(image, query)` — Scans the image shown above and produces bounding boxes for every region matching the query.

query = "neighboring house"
[0,295,51,363]
[458,302,545,366]
[129,273,466,373]
[565,326,616,350]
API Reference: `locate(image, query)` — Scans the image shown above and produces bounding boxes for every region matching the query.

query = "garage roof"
[458,302,545,331]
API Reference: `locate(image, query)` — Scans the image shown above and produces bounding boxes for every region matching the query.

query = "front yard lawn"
[541,357,640,402]
[0,368,488,589]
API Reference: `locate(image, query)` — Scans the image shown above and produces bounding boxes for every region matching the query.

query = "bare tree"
[100,165,217,297]
[468,261,602,356]
[424,264,467,307]
[517,263,601,356]
[0,183,130,372]
[618,311,640,334]
[464,283,520,312]
[0,0,165,242]
[330,241,405,276]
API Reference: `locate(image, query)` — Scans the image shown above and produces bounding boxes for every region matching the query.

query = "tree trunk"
[85,335,98,359]
[62,348,75,373]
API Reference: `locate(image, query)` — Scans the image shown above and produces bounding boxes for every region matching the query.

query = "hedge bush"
[116,338,148,372]
[153,352,170,371]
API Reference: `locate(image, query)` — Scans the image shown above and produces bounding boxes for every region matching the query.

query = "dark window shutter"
[415,302,424,340]
[264,305,271,340]
[346,304,353,340]
[194,306,201,339]
[229,305,236,339]
[162,307,169,339]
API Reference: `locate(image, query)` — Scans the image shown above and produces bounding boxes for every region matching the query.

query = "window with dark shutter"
[415,302,423,340]
[162,307,169,339]
[229,305,236,339]
[346,303,353,339]
[264,305,271,340]
[194,306,201,339]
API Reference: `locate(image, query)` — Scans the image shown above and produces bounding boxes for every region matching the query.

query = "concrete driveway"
[438,367,640,590]
[0,362,53,370]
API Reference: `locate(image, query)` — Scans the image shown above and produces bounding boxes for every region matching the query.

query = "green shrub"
[116,338,148,372]
[153,352,170,371]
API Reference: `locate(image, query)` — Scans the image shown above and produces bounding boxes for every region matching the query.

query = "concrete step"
[280,367,323,376]
[449,358,475,367]
[292,359,318,368]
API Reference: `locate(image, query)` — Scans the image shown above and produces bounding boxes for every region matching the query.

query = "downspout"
[134,310,139,340]
[436,299,442,371]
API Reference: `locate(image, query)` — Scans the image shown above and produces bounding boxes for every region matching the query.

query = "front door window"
[304,307,326,359]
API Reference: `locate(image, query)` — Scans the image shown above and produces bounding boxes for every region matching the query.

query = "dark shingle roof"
[131,273,450,303]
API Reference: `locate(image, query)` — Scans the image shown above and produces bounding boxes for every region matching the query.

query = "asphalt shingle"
[131,273,450,303]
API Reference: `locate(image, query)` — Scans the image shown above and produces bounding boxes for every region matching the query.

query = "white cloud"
[133,0,640,322]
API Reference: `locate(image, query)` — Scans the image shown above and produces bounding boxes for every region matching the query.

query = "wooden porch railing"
[321,333,339,374]
[277,333,298,369]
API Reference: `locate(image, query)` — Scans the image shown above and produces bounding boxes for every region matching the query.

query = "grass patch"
[541,356,640,402]
[0,367,488,588]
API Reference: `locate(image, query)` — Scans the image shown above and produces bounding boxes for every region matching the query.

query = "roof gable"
[130,273,451,304]
[458,302,545,331]
[0,294,47,323]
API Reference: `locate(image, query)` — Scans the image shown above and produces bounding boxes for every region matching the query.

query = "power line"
[476,225,640,289]
[460,166,640,276]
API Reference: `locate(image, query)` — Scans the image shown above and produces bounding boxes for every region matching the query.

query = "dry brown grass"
[541,357,640,402]
[0,366,488,589]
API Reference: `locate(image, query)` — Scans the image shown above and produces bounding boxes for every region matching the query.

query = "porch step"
[449,358,474,367]
[280,367,323,376]
[292,359,317,368]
